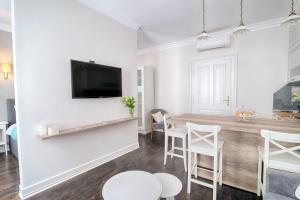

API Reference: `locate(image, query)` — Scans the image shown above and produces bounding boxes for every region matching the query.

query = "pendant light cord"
[290,0,296,16]
[240,0,244,26]
[202,0,206,33]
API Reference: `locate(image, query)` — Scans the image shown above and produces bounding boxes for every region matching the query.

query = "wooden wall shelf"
[40,117,138,140]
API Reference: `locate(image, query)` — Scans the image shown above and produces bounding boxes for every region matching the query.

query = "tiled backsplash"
[273,81,300,111]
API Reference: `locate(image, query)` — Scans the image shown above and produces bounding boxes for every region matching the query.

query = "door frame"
[189,52,238,115]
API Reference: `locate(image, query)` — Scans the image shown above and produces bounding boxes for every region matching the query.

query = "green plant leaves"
[121,96,135,109]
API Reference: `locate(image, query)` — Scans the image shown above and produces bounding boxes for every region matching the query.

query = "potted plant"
[292,92,300,112]
[121,96,135,117]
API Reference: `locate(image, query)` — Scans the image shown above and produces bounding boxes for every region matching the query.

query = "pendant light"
[233,0,250,35]
[197,0,209,40]
[281,0,300,27]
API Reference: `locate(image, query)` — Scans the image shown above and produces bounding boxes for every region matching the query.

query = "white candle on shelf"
[38,124,48,136]
[48,125,59,136]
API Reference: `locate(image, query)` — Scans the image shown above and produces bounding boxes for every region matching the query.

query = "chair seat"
[190,140,224,156]
[153,122,164,130]
[258,147,300,173]
[167,127,187,138]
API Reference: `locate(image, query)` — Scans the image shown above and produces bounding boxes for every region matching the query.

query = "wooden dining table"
[169,113,300,193]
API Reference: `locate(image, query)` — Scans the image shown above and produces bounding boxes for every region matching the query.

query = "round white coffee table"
[295,185,300,199]
[154,173,182,200]
[102,171,162,200]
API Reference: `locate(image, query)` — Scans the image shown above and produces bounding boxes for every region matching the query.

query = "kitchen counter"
[169,114,300,193]
[171,113,300,134]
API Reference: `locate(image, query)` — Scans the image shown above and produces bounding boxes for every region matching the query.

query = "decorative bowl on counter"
[234,107,256,121]
[274,111,300,120]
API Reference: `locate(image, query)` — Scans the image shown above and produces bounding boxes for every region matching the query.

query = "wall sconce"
[1,63,11,80]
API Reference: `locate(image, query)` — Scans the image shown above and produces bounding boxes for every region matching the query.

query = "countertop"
[170,113,300,134]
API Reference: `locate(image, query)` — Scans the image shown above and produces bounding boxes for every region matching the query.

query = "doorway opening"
[0,0,20,198]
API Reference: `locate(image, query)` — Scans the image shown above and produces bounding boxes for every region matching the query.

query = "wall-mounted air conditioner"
[196,35,231,51]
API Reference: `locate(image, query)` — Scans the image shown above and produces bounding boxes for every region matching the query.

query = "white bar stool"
[257,129,300,196]
[186,123,223,200]
[154,173,182,200]
[163,114,188,172]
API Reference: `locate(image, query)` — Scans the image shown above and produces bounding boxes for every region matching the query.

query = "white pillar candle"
[48,126,59,136]
[38,124,48,136]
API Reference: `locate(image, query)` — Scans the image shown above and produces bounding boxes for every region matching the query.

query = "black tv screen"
[71,60,122,98]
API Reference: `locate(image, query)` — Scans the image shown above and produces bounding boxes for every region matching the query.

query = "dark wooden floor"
[1,134,261,200]
[0,153,20,200]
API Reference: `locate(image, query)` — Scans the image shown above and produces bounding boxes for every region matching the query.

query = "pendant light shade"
[233,24,250,35]
[233,0,250,36]
[197,31,209,40]
[281,0,300,27]
[197,0,209,40]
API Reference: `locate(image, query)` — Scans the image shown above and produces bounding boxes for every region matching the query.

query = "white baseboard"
[19,142,139,199]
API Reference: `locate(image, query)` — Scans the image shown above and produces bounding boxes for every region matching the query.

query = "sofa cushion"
[268,169,300,199]
[264,192,295,200]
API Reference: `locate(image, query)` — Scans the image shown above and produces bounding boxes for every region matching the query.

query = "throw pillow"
[152,112,164,123]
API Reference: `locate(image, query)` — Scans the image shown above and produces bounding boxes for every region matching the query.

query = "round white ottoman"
[154,173,182,200]
[295,185,300,199]
[102,171,162,200]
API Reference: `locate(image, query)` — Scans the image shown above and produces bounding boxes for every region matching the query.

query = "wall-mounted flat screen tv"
[71,60,122,98]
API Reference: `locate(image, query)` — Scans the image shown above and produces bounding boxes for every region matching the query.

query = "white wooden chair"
[186,122,223,200]
[163,114,188,172]
[150,109,168,140]
[257,129,300,196]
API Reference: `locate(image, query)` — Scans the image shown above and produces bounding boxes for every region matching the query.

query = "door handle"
[223,96,230,106]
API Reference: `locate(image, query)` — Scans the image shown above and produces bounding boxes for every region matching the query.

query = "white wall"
[13,0,138,198]
[289,24,300,81]
[0,30,14,121]
[138,27,289,117]
[289,24,300,45]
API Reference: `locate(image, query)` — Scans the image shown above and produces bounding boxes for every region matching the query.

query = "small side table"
[295,185,300,199]
[154,173,182,200]
[102,171,162,200]
[0,121,8,155]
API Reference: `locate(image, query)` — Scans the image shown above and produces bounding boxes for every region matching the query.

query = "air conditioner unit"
[196,35,231,51]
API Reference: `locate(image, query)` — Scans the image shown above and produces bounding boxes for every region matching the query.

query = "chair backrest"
[150,109,168,123]
[150,109,168,115]
[261,129,300,166]
[186,122,221,152]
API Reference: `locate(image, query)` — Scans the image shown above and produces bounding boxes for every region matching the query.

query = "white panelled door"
[191,56,236,115]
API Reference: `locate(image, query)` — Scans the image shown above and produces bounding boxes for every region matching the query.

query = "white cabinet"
[137,66,154,134]
[289,24,300,82]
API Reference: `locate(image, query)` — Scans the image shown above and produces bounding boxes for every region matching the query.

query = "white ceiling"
[1,0,300,48]
[80,0,300,49]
